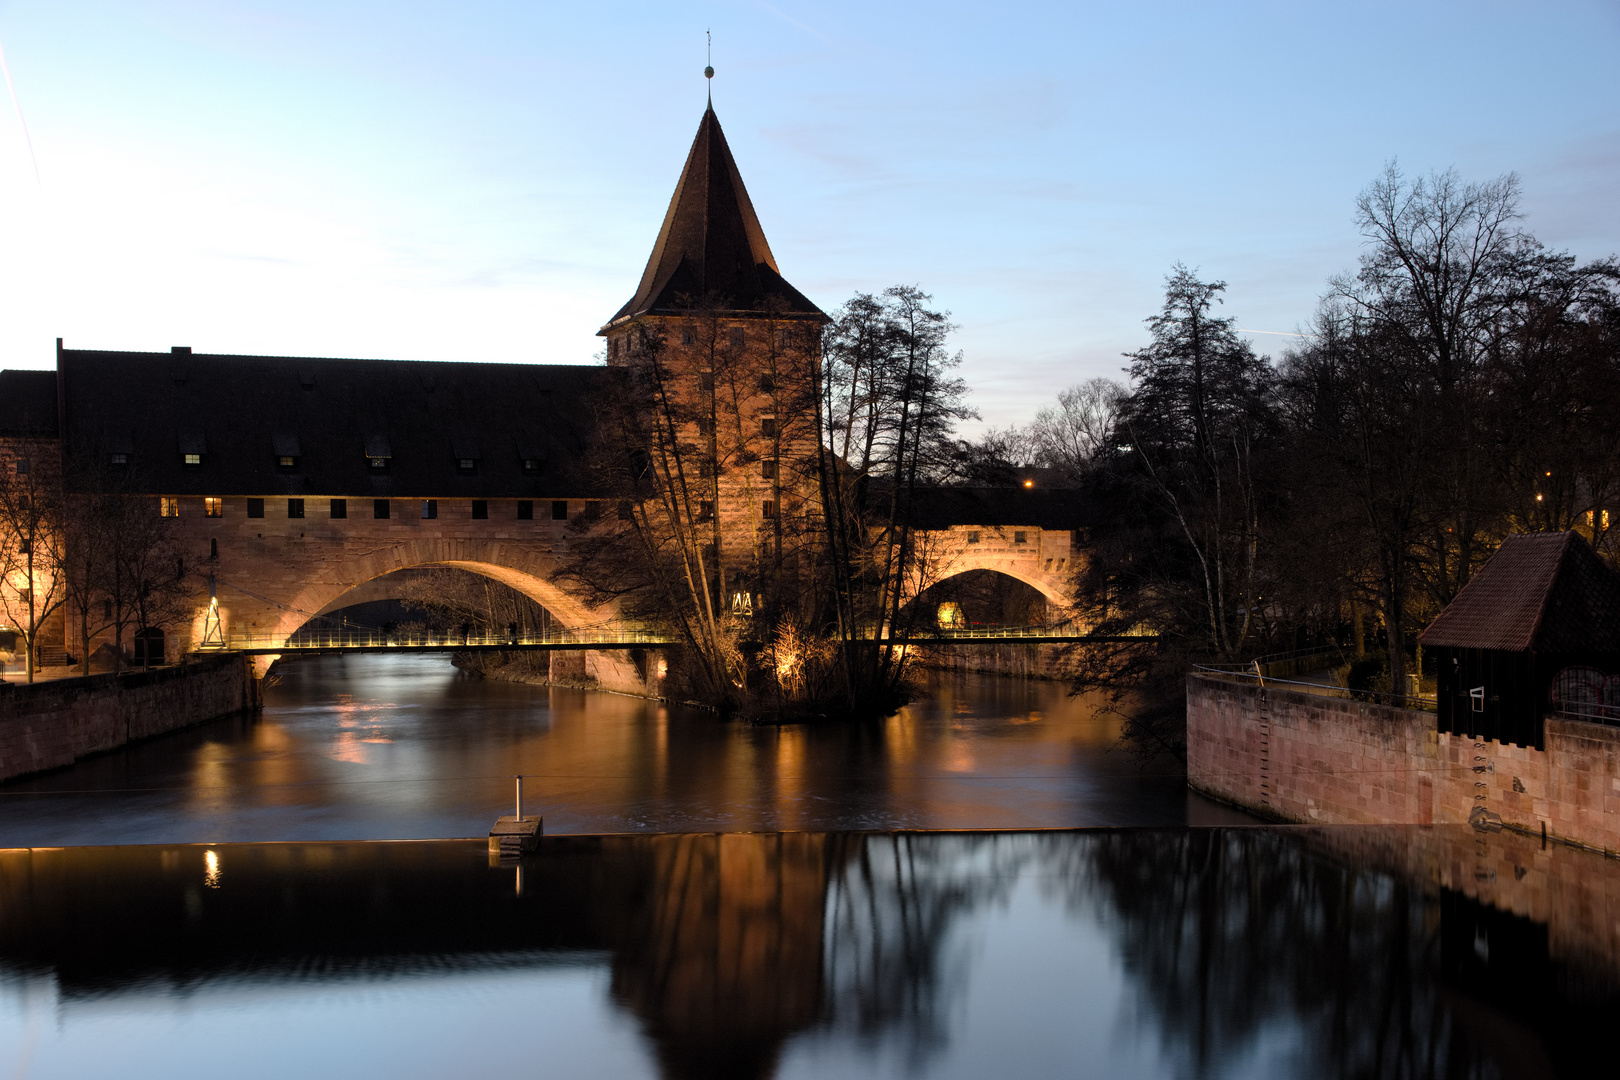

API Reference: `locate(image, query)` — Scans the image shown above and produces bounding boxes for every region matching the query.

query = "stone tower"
[600,106,828,618]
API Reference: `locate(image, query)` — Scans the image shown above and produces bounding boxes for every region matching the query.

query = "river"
[0,654,1252,846]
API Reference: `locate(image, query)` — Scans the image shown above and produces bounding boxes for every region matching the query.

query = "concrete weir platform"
[488,816,543,857]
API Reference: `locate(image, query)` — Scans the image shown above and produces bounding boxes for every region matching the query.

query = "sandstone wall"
[1187,673,1620,854]
[0,654,257,781]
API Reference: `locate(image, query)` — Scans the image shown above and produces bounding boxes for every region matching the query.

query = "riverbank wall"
[456,649,662,699]
[1187,673,1620,854]
[0,655,258,782]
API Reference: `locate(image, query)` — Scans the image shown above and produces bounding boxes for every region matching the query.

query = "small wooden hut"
[1419,531,1620,750]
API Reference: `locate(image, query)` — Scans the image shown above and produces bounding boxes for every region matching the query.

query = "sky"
[0,1,1615,430]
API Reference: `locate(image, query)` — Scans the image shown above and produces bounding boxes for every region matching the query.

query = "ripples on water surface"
[0,655,1247,846]
[1,827,1613,1079]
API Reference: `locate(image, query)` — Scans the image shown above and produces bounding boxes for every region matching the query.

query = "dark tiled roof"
[58,349,613,499]
[1419,531,1620,652]
[605,107,825,327]
[0,369,58,436]
[906,486,1095,531]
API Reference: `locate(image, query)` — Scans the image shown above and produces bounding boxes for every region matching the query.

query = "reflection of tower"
[607,833,829,1080]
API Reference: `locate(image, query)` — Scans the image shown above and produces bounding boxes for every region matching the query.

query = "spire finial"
[704,30,714,105]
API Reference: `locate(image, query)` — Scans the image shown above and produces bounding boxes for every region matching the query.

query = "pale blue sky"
[0,1,1615,428]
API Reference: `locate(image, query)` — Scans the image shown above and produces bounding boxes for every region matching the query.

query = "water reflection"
[0,827,1612,1078]
[0,655,1240,846]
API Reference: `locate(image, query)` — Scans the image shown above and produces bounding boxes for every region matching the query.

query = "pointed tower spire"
[604,107,824,328]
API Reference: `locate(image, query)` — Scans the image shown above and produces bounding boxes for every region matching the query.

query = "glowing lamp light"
[1023,479,1034,488]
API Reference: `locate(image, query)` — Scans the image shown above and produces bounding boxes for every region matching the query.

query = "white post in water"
[515,775,524,820]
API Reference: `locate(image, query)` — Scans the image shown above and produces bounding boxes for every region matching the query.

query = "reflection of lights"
[204,849,222,888]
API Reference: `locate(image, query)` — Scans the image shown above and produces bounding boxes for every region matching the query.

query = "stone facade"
[0,653,257,781]
[1188,673,1620,854]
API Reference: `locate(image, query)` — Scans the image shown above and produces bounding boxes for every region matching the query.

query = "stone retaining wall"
[0,655,258,782]
[1187,673,1620,854]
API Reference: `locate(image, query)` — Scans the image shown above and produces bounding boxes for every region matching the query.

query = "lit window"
[183,453,201,466]
[421,500,437,520]
[1606,510,1613,529]
[278,456,297,468]
[288,499,305,519]
[204,498,222,518]
[160,497,179,518]
[762,500,777,519]
[368,457,388,471]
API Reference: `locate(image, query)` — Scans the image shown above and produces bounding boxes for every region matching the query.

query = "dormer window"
[111,453,129,466]
[451,438,479,473]
[523,458,542,473]
[364,434,392,472]
[273,433,301,472]
[179,430,207,467]
[516,437,543,474]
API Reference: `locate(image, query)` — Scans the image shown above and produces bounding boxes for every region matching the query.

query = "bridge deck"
[196,626,1153,655]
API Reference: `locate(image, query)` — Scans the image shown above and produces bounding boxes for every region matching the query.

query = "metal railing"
[195,620,1154,655]
[1192,665,1437,712]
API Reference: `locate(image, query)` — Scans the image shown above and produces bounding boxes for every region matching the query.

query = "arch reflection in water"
[0,827,1614,1079]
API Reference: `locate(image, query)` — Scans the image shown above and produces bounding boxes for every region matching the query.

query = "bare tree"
[0,444,65,681]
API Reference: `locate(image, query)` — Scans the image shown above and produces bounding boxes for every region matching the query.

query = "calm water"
[0,655,1248,846]
[2,827,1612,1079]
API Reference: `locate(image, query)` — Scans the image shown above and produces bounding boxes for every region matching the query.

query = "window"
[183,453,201,466]
[159,497,180,518]
[288,498,305,519]
[246,498,264,519]
[698,500,714,521]
[516,500,533,520]
[458,458,475,471]
[698,371,714,392]
[551,500,569,521]
[13,458,28,475]
[368,457,388,471]
[1014,531,1027,544]
[111,453,128,466]
[585,502,602,519]
[374,499,390,519]
[761,418,777,438]
[330,498,347,519]
[699,460,715,479]
[758,374,776,393]
[696,417,713,436]
[761,460,778,480]
[204,498,222,518]
[681,328,694,345]
[728,328,745,349]
[471,500,488,519]
[421,500,437,520]
[967,531,980,544]
[775,328,793,350]
[762,499,777,519]
[522,458,542,473]
[617,500,633,520]
[278,456,297,469]
[210,538,218,559]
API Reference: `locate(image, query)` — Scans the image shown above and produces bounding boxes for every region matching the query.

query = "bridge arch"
[222,535,614,646]
[916,525,1075,612]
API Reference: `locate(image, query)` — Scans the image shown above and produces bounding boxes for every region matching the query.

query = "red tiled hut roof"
[1419,531,1620,652]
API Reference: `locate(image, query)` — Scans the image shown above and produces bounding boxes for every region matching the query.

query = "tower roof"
[604,106,824,328]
